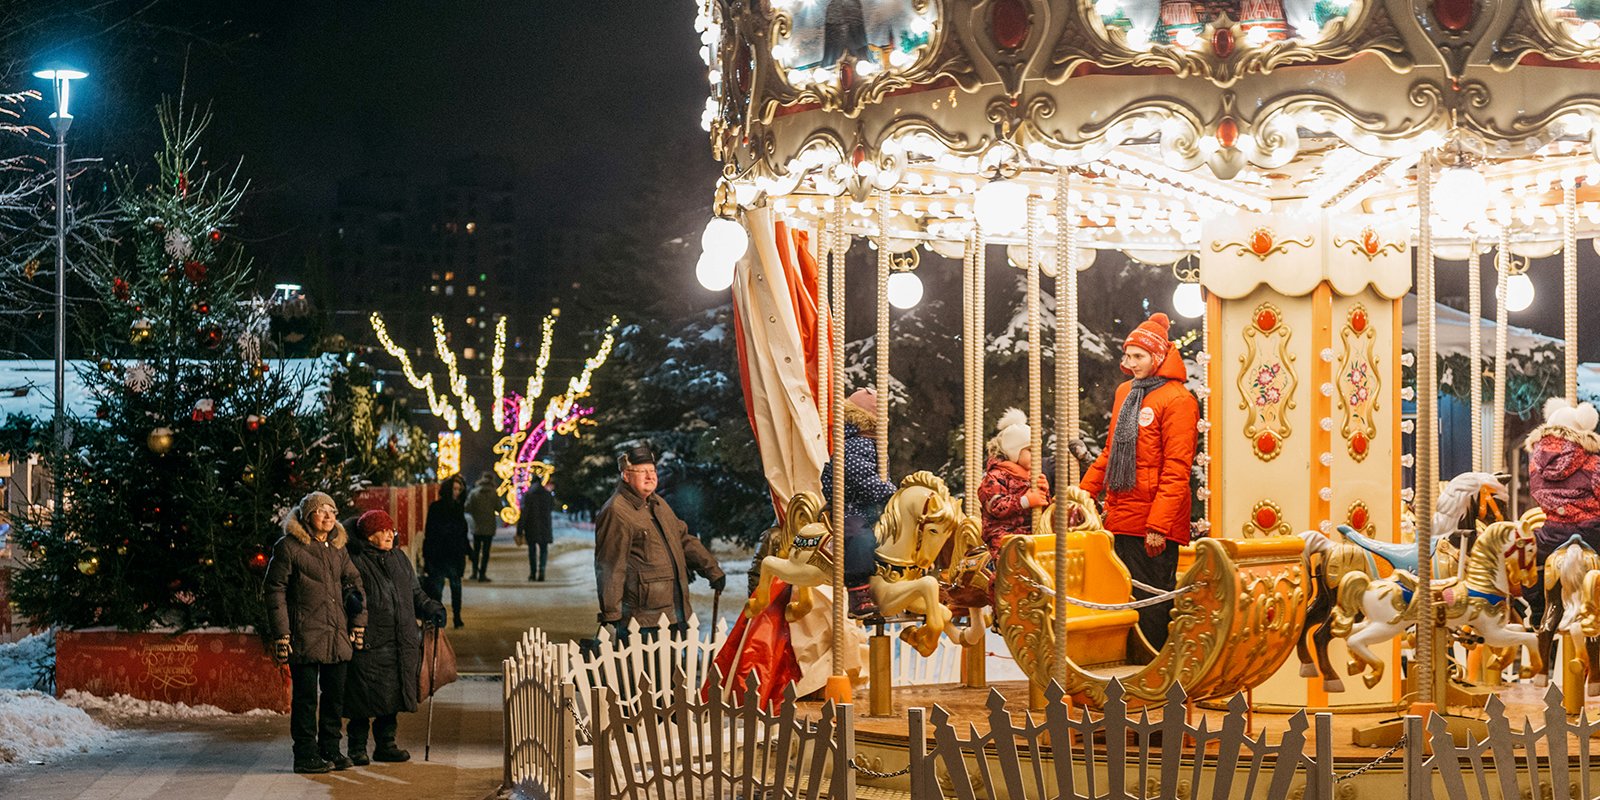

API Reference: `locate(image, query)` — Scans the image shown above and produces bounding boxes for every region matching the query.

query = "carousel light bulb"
[1245,26,1270,46]
[975,177,1028,234]
[1581,21,1600,42]
[701,217,749,263]
[1174,28,1198,48]
[887,271,924,309]
[1434,165,1489,225]
[1506,272,1535,312]
[1172,283,1205,318]
[696,251,736,292]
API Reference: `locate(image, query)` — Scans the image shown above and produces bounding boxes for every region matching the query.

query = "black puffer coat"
[423,491,471,575]
[264,516,368,665]
[343,535,444,719]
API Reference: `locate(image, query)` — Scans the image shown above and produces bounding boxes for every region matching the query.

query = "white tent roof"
[0,357,337,421]
[1401,302,1560,358]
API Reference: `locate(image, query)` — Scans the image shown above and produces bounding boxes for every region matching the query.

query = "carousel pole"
[1468,237,1483,472]
[817,216,831,436]
[1414,155,1442,713]
[1026,194,1043,532]
[1492,227,1510,476]
[1565,182,1579,405]
[826,203,851,704]
[964,232,980,516]
[875,192,891,481]
[1052,168,1077,693]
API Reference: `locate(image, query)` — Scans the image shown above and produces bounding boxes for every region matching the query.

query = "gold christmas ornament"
[129,318,154,345]
[241,466,256,485]
[146,426,175,455]
[77,556,100,575]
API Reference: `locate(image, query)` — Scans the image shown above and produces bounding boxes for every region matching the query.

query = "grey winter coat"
[264,516,369,664]
[466,480,501,539]
[343,535,443,719]
[594,481,724,628]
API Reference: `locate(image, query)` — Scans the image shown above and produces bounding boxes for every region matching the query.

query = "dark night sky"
[22,1,715,232]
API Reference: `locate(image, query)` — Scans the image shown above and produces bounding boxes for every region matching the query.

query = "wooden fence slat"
[910,707,935,800]
[1158,684,1187,800]
[1312,713,1332,800]
[1208,693,1247,800]
[932,704,978,800]
[835,702,857,800]
[1428,711,1472,800]
[1043,684,1081,800]
[1265,711,1309,800]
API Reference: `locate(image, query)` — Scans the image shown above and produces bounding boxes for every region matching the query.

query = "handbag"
[420,625,460,701]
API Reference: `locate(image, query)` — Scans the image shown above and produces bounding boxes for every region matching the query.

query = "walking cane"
[424,622,440,761]
[711,588,722,631]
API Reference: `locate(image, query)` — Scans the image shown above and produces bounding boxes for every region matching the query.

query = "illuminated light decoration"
[432,315,483,431]
[544,317,620,428]
[1506,272,1535,312]
[1434,164,1488,227]
[437,431,461,480]
[974,177,1029,234]
[370,312,459,429]
[498,404,596,524]
[521,314,557,430]
[490,316,508,431]
[1173,282,1206,318]
[887,271,924,309]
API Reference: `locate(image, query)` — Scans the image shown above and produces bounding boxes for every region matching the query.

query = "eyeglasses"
[624,467,657,476]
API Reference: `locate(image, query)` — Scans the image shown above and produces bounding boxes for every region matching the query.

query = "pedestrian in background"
[466,471,501,582]
[343,510,446,765]
[264,491,368,774]
[423,475,470,628]
[518,480,554,582]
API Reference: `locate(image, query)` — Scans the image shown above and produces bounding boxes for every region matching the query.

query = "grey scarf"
[1107,376,1169,493]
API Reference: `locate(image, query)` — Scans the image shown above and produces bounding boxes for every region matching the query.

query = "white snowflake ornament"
[125,361,154,393]
[164,230,193,260]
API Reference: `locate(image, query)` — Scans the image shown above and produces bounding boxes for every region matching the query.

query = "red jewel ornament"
[1254,505,1278,529]
[1351,432,1370,456]
[1217,117,1239,149]
[991,0,1030,48]
[1212,27,1235,58]
[1433,0,1474,32]
[1255,307,1278,331]
[184,260,207,283]
[1350,308,1369,333]
[1350,505,1370,530]
[1249,228,1275,257]
[1256,432,1278,454]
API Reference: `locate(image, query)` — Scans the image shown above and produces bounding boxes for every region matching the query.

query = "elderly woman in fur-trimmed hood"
[264,491,368,774]
[1527,398,1600,558]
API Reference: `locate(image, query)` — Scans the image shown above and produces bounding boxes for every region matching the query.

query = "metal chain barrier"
[1332,735,1406,783]
[562,695,593,743]
[1017,574,1197,610]
[851,756,912,779]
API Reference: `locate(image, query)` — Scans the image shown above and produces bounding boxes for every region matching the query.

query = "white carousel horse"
[744,491,831,623]
[1330,511,1544,690]
[869,471,985,657]
[1296,529,1379,692]
[1536,531,1600,696]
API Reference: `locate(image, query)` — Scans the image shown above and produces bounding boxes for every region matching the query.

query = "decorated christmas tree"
[10,106,351,632]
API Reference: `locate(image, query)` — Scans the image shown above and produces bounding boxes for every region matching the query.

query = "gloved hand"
[273,636,292,664]
[432,607,448,627]
[350,626,366,650]
[1144,530,1168,557]
[709,574,727,592]
[1023,486,1050,509]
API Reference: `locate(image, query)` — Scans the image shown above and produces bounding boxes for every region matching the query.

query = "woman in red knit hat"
[1079,312,1199,650]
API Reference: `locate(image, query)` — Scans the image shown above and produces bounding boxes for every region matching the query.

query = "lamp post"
[34,67,85,455]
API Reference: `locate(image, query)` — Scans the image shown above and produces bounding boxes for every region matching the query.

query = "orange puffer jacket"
[1078,347,1200,544]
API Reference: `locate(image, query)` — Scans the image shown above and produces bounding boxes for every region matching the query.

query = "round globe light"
[974,177,1029,235]
[1434,165,1488,226]
[1172,282,1206,319]
[701,217,749,263]
[1506,272,1535,312]
[887,271,924,309]
[696,251,736,292]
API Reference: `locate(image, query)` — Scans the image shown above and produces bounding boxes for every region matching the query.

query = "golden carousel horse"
[1536,529,1600,696]
[745,471,986,657]
[1331,510,1544,690]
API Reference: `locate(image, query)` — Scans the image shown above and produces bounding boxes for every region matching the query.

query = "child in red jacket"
[979,408,1050,561]
[1079,313,1199,650]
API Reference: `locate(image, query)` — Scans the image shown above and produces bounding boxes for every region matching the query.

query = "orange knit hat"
[1124,313,1172,361]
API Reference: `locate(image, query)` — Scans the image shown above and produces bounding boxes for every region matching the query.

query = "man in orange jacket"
[1079,312,1199,650]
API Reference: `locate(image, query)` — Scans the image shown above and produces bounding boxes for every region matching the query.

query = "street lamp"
[34,65,86,460]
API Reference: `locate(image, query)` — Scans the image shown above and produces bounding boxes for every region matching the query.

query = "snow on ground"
[59,690,281,719]
[0,690,112,765]
[0,631,53,692]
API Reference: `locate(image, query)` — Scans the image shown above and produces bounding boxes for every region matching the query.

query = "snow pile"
[60,689,281,719]
[0,689,111,764]
[0,631,53,692]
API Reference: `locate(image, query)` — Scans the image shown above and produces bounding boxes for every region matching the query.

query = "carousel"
[688,0,1600,788]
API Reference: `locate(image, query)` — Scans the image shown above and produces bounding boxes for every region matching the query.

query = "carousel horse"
[1331,512,1543,690]
[1536,532,1600,696]
[869,471,986,657]
[744,491,831,623]
[1296,471,1509,691]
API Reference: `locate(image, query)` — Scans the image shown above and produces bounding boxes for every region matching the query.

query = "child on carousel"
[979,409,1052,562]
[820,388,897,618]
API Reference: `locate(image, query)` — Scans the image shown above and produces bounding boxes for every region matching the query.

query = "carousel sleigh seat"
[997,527,1139,670]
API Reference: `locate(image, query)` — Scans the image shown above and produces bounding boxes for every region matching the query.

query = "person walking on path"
[517,481,554,582]
[423,475,471,628]
[466,472,501,582]
[343,510,447,765]
[264,491,368,774]
[595,443,726,639]
[1079,312,1199,651]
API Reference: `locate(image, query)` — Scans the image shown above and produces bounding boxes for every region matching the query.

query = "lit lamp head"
[32,65,87,136]
[698,176,748,291]
[974,174,1029,235]
[1506,270,1535,313]
[886,248,924,310]
[1433,162,1488,228]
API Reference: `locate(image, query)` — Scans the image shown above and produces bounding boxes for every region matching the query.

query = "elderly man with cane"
[595,442,726,642]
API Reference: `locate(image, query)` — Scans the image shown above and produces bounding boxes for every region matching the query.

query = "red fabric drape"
[706,580,802,710]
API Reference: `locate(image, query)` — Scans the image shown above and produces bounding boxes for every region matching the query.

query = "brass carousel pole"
[1468,237,1483,472]
[827,203,851,704]
[1492,227,1510,476]
[1565,182,1579,405]
[1053,167,1077,694]
[1414,155,1442,712]
[875,191,891,481]
[817,216,831,439]
[964,233,977,516]
[1026,194,1043,533]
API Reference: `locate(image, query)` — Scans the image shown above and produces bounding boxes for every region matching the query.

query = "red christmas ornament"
[249,552,269,571]
[184,260,207,283]
[177,172,188,198]
[198,302,211,314]
[245,414,263,432]
[113,278,130,301]
[200,325,223,348]
[208,229,222,242]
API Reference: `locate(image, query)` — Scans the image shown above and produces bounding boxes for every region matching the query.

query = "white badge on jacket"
[1138,407,1155,427]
